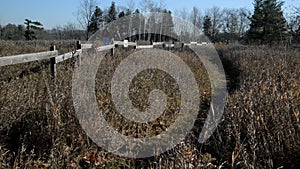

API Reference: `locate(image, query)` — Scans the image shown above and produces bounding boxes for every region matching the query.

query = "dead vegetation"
[0,41,300,168]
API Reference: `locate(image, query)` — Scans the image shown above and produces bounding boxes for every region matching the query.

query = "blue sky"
[0,0,299,29]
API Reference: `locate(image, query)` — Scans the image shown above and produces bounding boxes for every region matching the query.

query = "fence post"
[76,41,81,67]
[124,40,128,48]
[134,41,137,49]
[111,47,114,56]
[50,45,56,77]
[76,41,81,50]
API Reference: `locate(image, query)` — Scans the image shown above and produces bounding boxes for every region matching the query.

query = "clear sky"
[0,0,299,29]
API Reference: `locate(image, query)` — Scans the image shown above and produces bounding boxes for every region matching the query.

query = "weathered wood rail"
[0,40,209,77]
[0,50,58,67]
[0,41,129,77]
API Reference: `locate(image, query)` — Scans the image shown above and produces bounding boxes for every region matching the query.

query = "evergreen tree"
[263,0,287,43]
[1,24,27,40]
[134,9,140,14]
[247,0,287,44]
[106,2,117,23]
[3,24,15,40]
[203,15,212,39]
[126,9,132,16]
[247,0,264,42]
[17,25,25,39]
[118,11,125,18]
[88,6,103,34]
[24,19,43,40]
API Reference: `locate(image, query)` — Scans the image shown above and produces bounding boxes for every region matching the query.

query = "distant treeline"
[0,23,86,41]
[0,0,299,44]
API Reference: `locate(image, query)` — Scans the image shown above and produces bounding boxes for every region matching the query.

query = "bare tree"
[287,6,300,44]
[216,8,250,42]
[174,8,189,41]
[64,23,78,39]
[77,0,96,40]
[139,0,153,40]
[205,6,222,40]
[289,6,300,32]
[297,6,300,15]
[53,25,63,40]
[222,9,238,34]
[190,7,199,27]
[0,24,2,40]
[138,0,155,41]
[157,0,166,11]
[190,7,203,38]
[127,0,135,11]
[296,6,300,31]
[237,8,250,37]
[139,0,155,13]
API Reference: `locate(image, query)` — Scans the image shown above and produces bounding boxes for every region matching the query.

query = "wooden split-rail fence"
[0,41,134,77]
[0,40,209,77]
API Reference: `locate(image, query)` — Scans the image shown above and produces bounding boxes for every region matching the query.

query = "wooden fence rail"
[0,40,207,77]
[0,50,58,67]
[0,41,127,77]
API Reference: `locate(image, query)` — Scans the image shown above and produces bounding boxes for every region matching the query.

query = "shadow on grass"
[1,111,53,160]
[220,56,241,94]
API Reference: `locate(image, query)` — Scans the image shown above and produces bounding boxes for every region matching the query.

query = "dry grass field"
[0,41,299,168]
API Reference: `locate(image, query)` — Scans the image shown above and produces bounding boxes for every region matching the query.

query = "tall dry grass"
[0,41,299,168]
[211,45,300,168]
